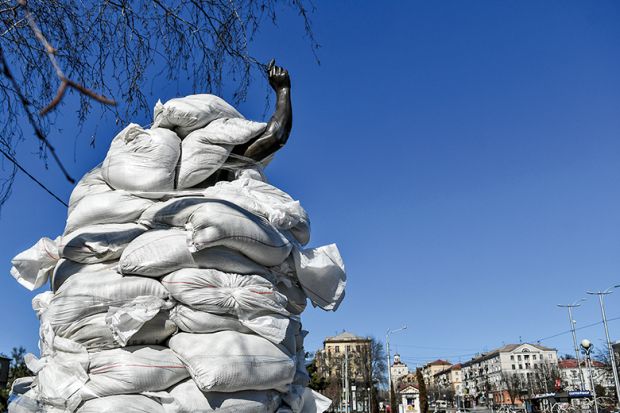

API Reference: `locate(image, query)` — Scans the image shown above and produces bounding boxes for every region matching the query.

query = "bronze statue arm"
[233,61,292,161]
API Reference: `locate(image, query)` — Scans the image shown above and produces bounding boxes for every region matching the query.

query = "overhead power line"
[0,147,68,207]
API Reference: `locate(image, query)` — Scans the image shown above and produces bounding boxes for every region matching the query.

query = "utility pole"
[386,325,407,412]
[587,286,620,408]
[557,300,586,389]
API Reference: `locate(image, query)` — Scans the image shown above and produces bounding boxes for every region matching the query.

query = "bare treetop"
[0,0,318,208]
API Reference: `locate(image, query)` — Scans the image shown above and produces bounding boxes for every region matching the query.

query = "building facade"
[422,360,452,387]
[461,343,558,406]
[434,363,463,400]
[315,332,373,412]
[559,359,614,392]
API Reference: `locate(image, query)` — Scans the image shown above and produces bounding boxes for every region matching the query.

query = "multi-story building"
[559,359,614,392]
[315,332,373,412]
[391,354,410,387]
[434,363,464,399]
[461,343,558,406]
[422,359,452,386]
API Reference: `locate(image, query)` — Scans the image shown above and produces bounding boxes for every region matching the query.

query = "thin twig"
[0,45,75,183]
[18,0,116,115]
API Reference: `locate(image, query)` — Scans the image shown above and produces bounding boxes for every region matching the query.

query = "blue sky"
[1,1,620,368]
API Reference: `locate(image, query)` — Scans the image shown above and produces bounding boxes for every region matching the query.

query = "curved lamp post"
[557,299,586,390]
[587,284,620,407]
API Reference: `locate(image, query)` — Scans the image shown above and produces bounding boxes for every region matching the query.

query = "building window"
[524,355,530,360]
[519,364,523,369]
[518,355,522,361]
[346,345,351,352]
[533,355,537,360]
[510,355,514,361]
[356,345,360,352]
[512,365,516,370]
[335,346,340,353]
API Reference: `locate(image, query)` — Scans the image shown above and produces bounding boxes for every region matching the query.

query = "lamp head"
[580,339,592,350]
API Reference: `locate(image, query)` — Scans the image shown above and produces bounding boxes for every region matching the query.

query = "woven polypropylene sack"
[186,200,292,266]
[120,227,271,278]
[77,395,166,413]
[177,118,267,189]
[167,379,281,413]
[102,124,181,192]
[42,270,168,328]
[59,223,147,264]
[153,94,243,138]
[65,190,154,234]
[68,165,111,214]
[169,331,295,393]
[161,268,288,318]
[80,346,188,400]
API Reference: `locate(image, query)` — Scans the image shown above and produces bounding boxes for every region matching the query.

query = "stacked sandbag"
[8,94,345,413]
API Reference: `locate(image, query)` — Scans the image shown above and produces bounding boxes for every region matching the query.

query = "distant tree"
[417,368,429,413]
[0,347,31,411]
[0,0,319,208]
[358,337,387,413]
[390,384,398,413]
[501,372,525,406]
[561,353,576,360]
[306,352,329,392]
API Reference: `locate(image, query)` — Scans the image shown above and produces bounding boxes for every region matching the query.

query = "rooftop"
[559,359,607,369]
[462,343,556,367]
[324,331,370,343]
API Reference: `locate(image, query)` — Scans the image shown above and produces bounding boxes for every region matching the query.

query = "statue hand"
[267,60,290,91]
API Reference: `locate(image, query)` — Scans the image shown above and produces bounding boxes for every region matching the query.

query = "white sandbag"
[59,223,147,263]
[26,337,90,411]
[102,124,181,192]
[171,304,252,334]
[153,94,243,138]
[68,165,111,214]
[41,270,169,328]
[187,201,292,266]
[171,305,290,344]
[140,198,292,266]
[80,346,188,400]
[204,177,310,245]
[77,395,166,413]
[161,268,288,318]
[51,259,118,292]
[169,331,295,392]
[177,118,267,189]
[295,388,331,413]
[119,228,271,278]
[10,237,60,291]
[55,310,176,350]
[8,389,40,413]
[293,244,346,311]
[166,379,281,413]
[65,190,154,233]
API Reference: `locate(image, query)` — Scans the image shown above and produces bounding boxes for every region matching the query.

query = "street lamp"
[587,285,620,406]
[580,339,599,413]
[557,299,586,390]
[386,325,407,412]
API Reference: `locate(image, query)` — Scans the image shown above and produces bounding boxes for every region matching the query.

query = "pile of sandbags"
[8,94,342,413]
